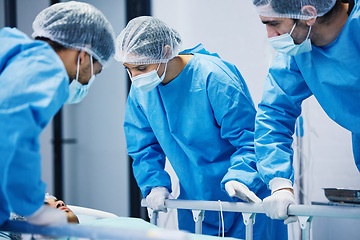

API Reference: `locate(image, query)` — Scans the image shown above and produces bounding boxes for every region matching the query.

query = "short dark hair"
[35,37,98,63]
[35,37,66,52]
[252,0,301,14]
[317,0,343,25]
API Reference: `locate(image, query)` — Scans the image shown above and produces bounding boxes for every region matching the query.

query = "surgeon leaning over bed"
[0,1,115,226]
[234,0,360,224]
[116,16,286,239]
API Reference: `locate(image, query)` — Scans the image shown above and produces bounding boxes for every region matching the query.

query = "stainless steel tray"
[324,188,360,204]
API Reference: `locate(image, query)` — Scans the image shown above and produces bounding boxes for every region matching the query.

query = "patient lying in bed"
[69,201,241,240]
[0,195,79,240]
[44,194,79,224]
[2,195,241,240]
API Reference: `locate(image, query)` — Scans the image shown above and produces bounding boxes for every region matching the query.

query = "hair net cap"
[253,0,337,20]
[45,193,57,200]
[32,1,116,66]
[115,16,182,65]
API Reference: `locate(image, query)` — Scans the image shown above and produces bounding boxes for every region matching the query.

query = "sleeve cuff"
[269,177,293,193]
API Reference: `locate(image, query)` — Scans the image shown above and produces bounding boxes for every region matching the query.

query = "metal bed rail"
[141,199,360,240]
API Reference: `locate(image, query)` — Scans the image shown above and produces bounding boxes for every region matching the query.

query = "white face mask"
[269,22,312,56]
[128,62,167,92]
[65,53,95,104]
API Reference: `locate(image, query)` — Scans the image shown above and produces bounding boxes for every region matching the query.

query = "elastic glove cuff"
[150,187,170,196]
[269,177,293,194]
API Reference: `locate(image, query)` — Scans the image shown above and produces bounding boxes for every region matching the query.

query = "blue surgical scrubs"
[124,44,287,239]
[0,28,68,224]
[255,1,360,185]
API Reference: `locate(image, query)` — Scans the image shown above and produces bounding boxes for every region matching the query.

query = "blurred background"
[1,0,359,239]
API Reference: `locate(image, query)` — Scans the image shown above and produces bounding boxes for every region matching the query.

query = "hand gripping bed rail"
[0,219,189,240]
[141,199,360,240]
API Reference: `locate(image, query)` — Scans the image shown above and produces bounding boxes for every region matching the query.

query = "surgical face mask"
[65,53,95,104]
[269,23,312,56]
[127,62,167,92]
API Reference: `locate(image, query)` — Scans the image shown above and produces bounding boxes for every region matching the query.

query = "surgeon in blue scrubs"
[241,0,360,224]
[0,2,115,226]
[115,16,286,240]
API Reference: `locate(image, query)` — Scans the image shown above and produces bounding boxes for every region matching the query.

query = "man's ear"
[302,5,317,26]
[78,51,90,66]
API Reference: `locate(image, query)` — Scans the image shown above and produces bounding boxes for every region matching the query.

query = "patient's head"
[45,194,79,224]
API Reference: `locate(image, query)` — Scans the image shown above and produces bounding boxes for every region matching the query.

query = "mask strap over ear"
[305,26,312,40]
[90,55,94,78]
[75,52,81,81]
[289,22,297,36]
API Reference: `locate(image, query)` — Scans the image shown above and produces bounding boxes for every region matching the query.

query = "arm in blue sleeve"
[0,42,68,217]
[124,91,171,198]
[207,65,264,193]
[255,54,312,185]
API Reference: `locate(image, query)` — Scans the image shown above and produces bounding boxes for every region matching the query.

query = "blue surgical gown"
[0,28,69,224]
[124,44,287,239]
[255,1,360,185]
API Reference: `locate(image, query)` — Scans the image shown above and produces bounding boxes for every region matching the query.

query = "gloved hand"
[263,178,297,224]
[26,205,68,226]
[225,180,262,203]
[146,187,170,213]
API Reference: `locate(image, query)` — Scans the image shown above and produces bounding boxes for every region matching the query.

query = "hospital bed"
[141,199,360,240]
[67,205,118,223]
[0,204,231,240]
[0,200,359,240]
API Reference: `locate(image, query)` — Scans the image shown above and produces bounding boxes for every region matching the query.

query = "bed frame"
[142,199,360,240]
[0,200,359,240]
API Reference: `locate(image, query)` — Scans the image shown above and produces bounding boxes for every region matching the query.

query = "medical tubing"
[218,200,224,238]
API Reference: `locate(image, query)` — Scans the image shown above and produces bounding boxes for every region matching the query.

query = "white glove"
[263,178,298,224]
[146,187,170,213]
[225,180,262,203]
[26,205,68,226]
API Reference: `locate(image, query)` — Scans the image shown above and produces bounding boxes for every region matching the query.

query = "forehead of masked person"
[123,62,165,78]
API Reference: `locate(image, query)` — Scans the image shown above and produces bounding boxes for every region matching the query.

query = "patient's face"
[45,198,79,224]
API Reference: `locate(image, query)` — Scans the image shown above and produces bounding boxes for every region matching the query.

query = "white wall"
[152,0,271,105]
[300,99,360,239]
[152,0,360,239]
